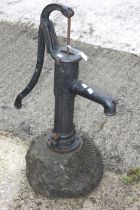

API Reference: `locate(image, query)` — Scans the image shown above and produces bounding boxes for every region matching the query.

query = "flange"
[47,130,81,153]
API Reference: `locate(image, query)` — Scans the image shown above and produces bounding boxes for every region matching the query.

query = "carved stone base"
[26,132,103,198]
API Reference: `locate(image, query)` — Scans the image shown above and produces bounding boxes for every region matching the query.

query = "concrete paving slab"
[0,132,28,210]
[1,0,140,55]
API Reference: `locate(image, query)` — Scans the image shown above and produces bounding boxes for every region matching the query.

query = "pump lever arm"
[40,3,74,53]
[14,27,45,109]
[14,4,74,109]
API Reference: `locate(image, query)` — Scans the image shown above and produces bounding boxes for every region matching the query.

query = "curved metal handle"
[40,3,74,53]
[14,4,74,109]
[41,3,74,19]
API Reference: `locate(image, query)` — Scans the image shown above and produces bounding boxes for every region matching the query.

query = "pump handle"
[14,4,74,109]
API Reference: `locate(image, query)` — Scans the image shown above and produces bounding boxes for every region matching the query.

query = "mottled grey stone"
[26,132,103,197]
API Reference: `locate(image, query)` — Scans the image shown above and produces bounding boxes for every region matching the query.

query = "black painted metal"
[71,79,116,116]
[14,3,116,153]
[48,48,82,153]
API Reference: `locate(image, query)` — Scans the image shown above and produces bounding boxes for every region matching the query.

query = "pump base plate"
[26,131,103,197]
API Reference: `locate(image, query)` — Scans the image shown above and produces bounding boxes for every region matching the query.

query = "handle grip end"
[14,95,22,109]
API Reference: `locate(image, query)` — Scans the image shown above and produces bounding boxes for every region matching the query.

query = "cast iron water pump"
[14,4,116,197]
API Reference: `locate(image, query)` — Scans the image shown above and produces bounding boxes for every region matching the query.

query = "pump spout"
[71,80,116,116]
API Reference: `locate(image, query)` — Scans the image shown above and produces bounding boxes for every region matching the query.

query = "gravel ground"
[0,21,140,209]
[9,168,140,210]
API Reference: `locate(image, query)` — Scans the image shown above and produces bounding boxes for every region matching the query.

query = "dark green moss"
[122,168,140,184]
